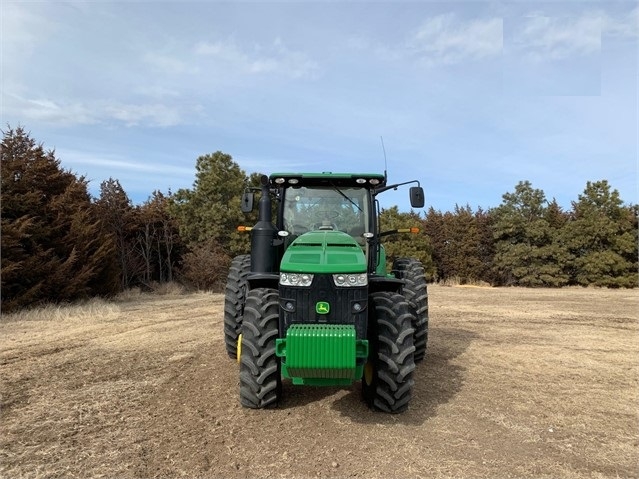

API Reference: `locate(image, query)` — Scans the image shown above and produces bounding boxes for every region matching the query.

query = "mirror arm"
[373,179,421,196]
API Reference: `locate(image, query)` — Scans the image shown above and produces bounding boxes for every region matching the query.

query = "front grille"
[279,274,368,340]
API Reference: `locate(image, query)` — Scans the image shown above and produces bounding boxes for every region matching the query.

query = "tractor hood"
[281,231,366,274]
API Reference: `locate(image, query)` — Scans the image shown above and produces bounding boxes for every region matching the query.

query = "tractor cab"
[281,184,369,239]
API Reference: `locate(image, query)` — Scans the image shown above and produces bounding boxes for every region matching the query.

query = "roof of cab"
[269,172,386,188]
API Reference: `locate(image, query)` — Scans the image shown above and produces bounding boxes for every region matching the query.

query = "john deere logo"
[316,301,330,314]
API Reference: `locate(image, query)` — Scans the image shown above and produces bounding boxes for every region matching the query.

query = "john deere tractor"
[223,172,428,413]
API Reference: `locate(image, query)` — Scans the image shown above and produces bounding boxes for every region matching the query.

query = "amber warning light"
[397,227,420,234]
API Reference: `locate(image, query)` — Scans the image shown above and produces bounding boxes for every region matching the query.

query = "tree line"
[1,127,636,312]
[414,181,637,288]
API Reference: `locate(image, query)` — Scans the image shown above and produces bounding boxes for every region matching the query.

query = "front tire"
[362,292,416,413]
[239,288,282,409]
[393,258,429,362]
[223,254,251,358]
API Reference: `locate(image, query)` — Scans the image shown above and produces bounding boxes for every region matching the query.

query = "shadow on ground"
[329,326,477,425]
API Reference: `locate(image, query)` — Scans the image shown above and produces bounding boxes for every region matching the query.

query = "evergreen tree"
[475,207,497,284]
[422,205,495,284]
[561,180,637,287]
[137,191,182,283]
[447,205,490,283]
[491,181,568,286]
[170,151,253,258]
[1,127,118,311]
[94,178,141,289]
[379,206,435,279]
[422,207,447,281]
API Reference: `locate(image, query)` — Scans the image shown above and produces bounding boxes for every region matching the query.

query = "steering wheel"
[318,210,339,219]
[318,223,338,231]
[313,220,340,231]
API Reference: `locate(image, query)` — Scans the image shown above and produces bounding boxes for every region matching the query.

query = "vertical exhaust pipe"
[250,175,277,273]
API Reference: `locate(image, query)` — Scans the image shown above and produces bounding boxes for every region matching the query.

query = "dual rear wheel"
[393,258,429,362]
[238,288,282,409]
[223,254,251,359]
[362,292,416,413]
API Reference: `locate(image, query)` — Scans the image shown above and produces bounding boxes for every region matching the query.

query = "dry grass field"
[1,285,637,478]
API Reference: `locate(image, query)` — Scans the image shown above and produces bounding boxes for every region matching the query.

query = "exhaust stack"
[250,175,277,273]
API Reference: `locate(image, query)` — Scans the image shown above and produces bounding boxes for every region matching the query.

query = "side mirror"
[409,186,425,208]
[241,192,254,213]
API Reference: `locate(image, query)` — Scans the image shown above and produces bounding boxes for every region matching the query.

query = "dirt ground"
[1,285,637,479]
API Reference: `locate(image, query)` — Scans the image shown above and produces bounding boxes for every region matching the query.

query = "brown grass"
[1,286,637,478]
[1,298,120,322]
[437,276,492,287]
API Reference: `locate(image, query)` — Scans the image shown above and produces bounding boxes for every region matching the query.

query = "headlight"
[280,272,314,287]
[332,273,367,287]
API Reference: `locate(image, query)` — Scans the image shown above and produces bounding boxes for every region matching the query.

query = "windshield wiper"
[331,184,363,212]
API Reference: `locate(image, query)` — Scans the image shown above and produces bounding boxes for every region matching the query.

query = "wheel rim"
[364,361,374,385]
[236,333,242,364]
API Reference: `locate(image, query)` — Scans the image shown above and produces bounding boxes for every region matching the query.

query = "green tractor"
[223,172,429,413]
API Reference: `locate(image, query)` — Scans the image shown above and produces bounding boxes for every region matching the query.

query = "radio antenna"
[380,136,388,184]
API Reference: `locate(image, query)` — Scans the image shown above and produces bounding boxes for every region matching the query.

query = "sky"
[2,0,637,212]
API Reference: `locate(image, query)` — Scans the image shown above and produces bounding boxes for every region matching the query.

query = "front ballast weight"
[275,324,369,386]
[228,171,428,413]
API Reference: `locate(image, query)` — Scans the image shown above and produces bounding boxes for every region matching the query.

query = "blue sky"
[2,1,637,212]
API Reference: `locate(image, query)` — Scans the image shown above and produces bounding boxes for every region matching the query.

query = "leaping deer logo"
[316,302,330,314]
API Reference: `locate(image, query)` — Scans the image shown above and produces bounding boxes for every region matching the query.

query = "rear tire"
[362,292,416,413]
[239,288,282,409]
[223,254,251,358]
[393,258,429,362]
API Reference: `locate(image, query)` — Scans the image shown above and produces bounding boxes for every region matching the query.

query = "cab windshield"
[282,186,370,239]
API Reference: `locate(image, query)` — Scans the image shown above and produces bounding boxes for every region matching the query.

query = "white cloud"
[104,102,183,127]
[408,14,503,65]
[58,149,193,177]
[511,13,602,62]
[57,149,196,199]
[9,96,98,126]
[194,37,319,79]
[602,6,639,38]
[4,94,192,128]
[509,9,637,63]
[400,8,636,67]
